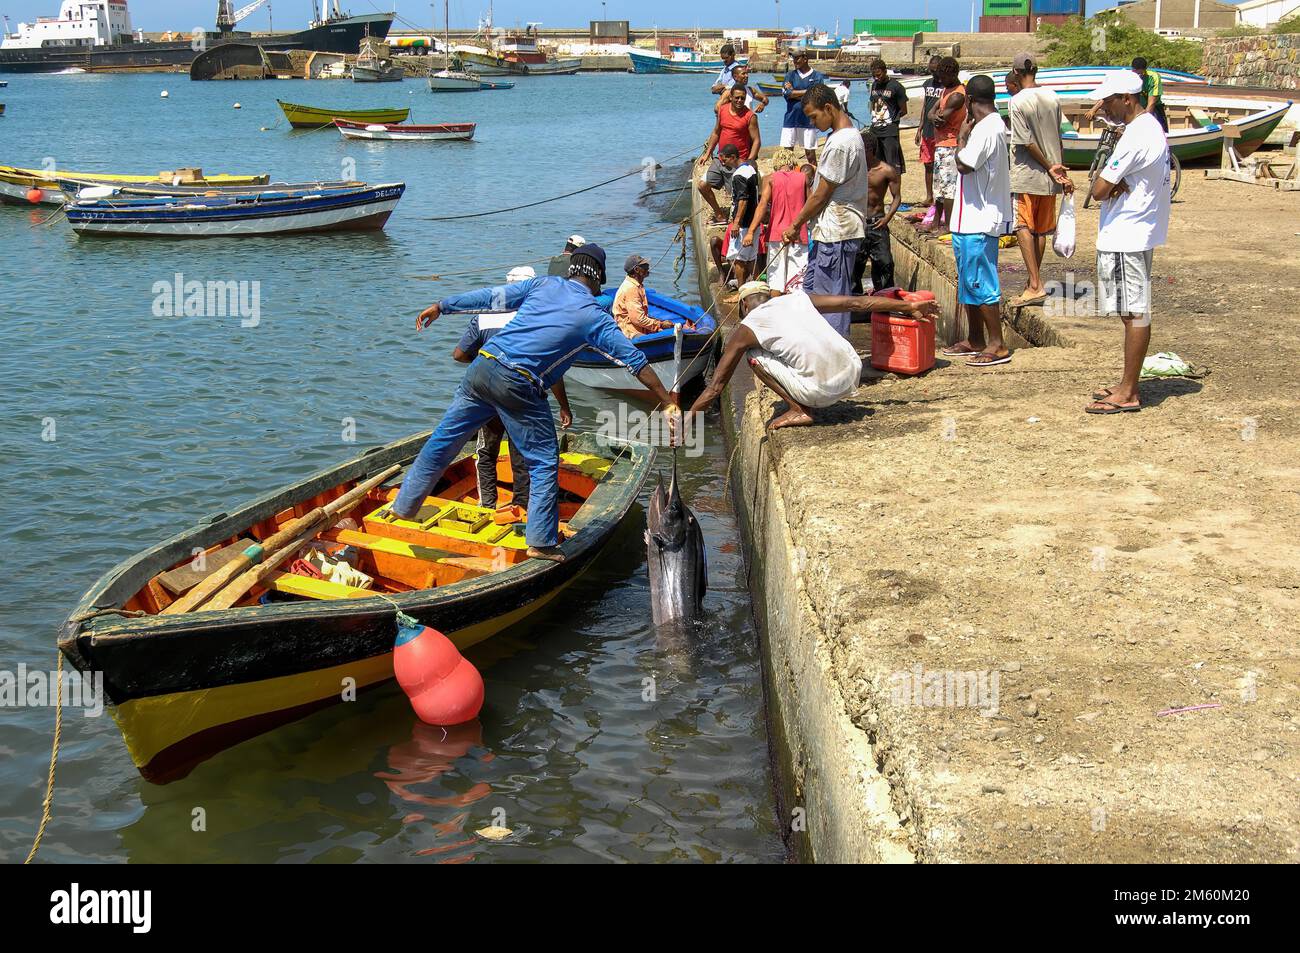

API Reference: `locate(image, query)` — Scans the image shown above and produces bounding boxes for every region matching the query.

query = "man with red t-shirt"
[697,85,761,224]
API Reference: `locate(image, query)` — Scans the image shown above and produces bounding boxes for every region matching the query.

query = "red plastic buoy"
[26,188,43,205]
[393,615,483,725]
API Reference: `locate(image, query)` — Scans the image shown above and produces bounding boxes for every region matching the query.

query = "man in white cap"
[613,253,674,338]
[1084,69,1171,415]
[547,234,586,277]
[450,265,573,514]
[688,281,938,430]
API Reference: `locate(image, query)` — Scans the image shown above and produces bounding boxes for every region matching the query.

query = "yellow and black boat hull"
[59,430,652,783]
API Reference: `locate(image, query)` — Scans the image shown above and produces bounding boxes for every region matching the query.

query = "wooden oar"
[163,465,401,615]
[200,464,405,612]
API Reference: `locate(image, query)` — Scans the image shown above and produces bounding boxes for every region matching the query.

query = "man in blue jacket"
[394,244,680,562]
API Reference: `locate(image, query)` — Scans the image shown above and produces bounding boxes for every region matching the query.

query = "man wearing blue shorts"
[944,74,1014,366]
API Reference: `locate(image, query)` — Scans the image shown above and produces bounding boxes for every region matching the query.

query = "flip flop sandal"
[967,353,1012,367]
[1092,386,1116,401]
[1085,399,1141,415]
[942,344,982,357]
[1011,292,1048,307]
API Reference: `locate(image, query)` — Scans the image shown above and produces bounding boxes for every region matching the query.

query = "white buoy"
[160,90,169,98]
[233,102,242,109]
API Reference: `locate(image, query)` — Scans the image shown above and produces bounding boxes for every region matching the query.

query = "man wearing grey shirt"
[781,83,868,338]
[1006,53,1073,306]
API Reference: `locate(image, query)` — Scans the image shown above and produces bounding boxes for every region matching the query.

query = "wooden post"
[1221,124,1241,172]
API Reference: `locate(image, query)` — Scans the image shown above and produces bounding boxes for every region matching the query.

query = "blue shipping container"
[1031,0,1085,14]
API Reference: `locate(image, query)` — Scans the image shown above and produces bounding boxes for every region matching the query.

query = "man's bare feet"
[768,408,814,430]
[527,546,566,562]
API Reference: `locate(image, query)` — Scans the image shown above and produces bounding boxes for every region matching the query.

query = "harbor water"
[0,72,787,863]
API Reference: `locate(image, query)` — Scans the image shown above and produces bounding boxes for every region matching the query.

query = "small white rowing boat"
[333,119,475,141]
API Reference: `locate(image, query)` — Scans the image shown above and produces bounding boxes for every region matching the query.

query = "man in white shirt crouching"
[1085,70,1172,415]
[688,281,938,430]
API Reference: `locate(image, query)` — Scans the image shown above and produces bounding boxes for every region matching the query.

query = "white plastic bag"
[1053,194,1076,259]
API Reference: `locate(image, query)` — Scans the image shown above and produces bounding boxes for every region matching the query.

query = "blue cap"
[577,242,605,270]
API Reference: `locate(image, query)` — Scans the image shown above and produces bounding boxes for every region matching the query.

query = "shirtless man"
[853,130,902,294]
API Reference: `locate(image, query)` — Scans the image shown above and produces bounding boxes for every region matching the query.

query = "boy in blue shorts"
[943,74,1014,366]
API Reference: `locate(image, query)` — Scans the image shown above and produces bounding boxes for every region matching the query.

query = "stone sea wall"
[1201,34,1300,90]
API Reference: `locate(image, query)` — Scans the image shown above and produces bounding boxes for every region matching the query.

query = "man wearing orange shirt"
[613,254,673,338]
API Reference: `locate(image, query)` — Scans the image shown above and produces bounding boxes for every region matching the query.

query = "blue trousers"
[803,237,862,339]
[393,357,560,548]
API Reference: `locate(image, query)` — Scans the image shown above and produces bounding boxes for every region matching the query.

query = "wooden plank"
[266,571,377,601]
[156,538,256,596]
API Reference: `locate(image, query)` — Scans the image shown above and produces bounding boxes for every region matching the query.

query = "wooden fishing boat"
[0,163,270,207]
[57,430,653,782]
[58,178,362,199]
[1058,95,1291,168]
[352,44,405,83]
[628,47,747,75]
[276,99,410,129]
[334,119,475,141]
[426,68,483,92]
[63,182,406,237]
[566,288,716,397]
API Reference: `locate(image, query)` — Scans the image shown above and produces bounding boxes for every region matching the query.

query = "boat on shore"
[1059,94,1290,167]
[566,289,716,397]
[454,21,580,76]
[335,119,475,141]
[64,182,406,237]
[352,42,405,83]
[277,100,410,129]
[0,164,269,206]
[57,430,652,782]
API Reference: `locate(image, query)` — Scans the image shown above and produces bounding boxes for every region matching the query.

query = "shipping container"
[979,15,1032,32]
[983,0,1031,16]
[1030,0,1085,15]
[851,18,939,37]
[1030,13,1080,29]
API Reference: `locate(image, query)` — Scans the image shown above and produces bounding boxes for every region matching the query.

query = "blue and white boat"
[628,46,748,76]
[566,288,716,396]
[63,183,405,237]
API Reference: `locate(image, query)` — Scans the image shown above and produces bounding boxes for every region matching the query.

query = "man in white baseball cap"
[1084,67,1171,416]
[547,234,587,276]
[687,281,937,430]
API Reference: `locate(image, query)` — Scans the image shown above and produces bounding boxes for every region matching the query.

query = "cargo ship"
[0,1,393,74]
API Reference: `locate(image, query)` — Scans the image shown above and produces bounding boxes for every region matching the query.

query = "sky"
[0,1,1072,35]
[0,1,1254,34]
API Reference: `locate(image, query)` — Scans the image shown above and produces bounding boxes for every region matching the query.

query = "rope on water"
[25,651,63,865]
[424,143,701,222]
[406,217,689,282]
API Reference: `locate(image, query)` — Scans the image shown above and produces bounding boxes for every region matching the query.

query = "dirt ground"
[704,138,1300,861]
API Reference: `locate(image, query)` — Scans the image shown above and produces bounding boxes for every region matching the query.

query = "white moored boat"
[334,120,475,141]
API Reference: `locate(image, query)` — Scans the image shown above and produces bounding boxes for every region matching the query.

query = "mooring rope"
[407,217,689,283]
[25,650,63,864]
[424,143,701,222]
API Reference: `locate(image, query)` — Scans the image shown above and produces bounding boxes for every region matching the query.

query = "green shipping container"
[851,18,939,37]
[982,0,1031,15]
